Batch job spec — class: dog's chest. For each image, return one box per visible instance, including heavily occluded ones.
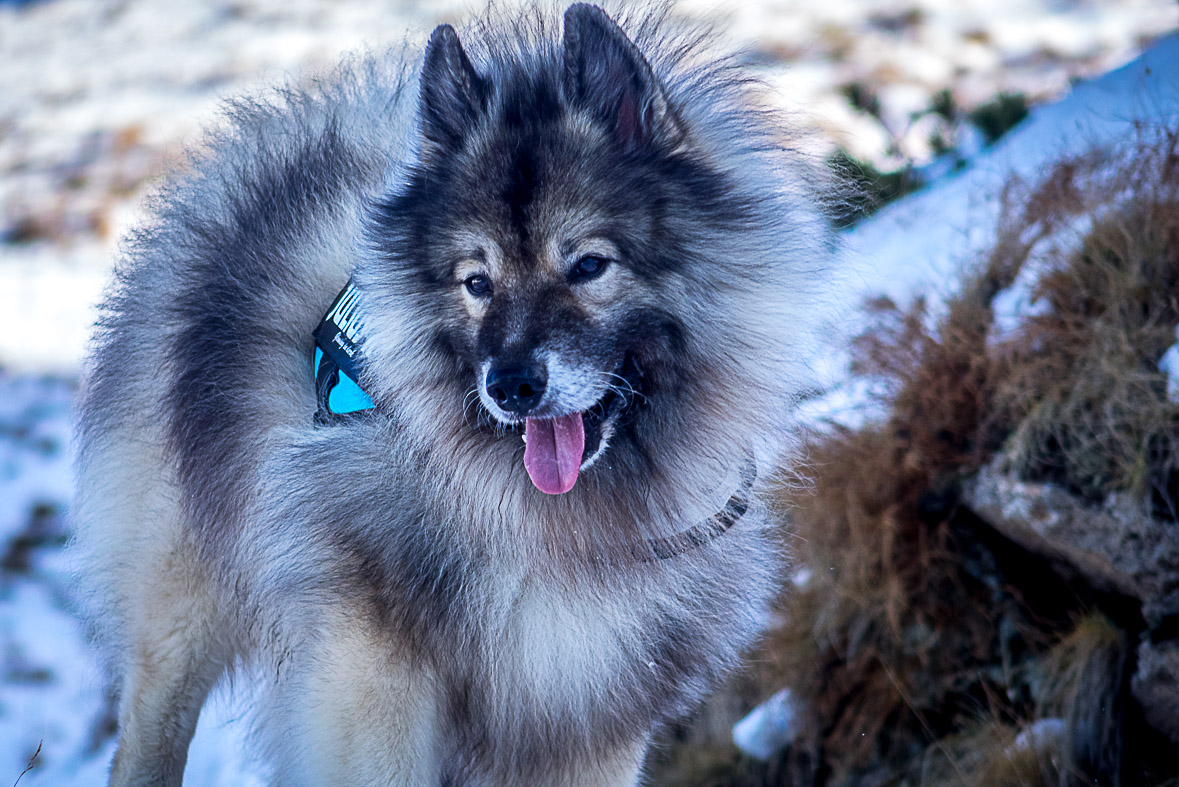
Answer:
[482,576,635,697]
[437,572,678,778]
[456,567,702,722]
[432,530,776,782]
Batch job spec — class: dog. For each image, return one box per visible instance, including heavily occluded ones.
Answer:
[73,4,827,784]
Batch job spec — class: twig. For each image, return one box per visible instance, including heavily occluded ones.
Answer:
[13,740,42,787]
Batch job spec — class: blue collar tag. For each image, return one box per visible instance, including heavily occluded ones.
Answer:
[313,280,375,418]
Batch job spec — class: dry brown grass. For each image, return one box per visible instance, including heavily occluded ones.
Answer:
[1036,615,1128,784]
[988,147,1179,517]
[916,721,1062,786]
[760,129,1179,785]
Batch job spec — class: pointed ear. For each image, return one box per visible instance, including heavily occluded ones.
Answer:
[562,4,685,150]
[420,24,487,151]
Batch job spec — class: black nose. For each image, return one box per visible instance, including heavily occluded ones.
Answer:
[486,365,547,414]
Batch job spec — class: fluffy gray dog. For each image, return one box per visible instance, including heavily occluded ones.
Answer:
[74,3,827,784]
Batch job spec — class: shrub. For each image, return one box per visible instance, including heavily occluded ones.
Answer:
[762,129,1179,785]
[970,92,1030,145]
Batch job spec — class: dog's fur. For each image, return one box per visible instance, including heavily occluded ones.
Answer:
[73,4,827,785]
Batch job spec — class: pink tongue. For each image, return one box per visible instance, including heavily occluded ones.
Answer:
[523,413,585,494]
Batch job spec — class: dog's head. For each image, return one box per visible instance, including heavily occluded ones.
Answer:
[360,4,817,497]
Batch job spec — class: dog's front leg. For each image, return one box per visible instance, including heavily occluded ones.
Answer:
[108,652,222,787]
[107,527,233,787]
[264,608,441,786]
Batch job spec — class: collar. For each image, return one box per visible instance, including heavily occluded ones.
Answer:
[632,457,756,561]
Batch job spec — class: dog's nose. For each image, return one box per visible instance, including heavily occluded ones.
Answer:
[486,365,547,414]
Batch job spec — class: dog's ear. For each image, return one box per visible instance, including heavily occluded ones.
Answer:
[420,24,487,151]
[562,4,685,151]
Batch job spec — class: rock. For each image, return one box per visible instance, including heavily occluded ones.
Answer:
[1132,640,1179,745]
[963,459,1179,626]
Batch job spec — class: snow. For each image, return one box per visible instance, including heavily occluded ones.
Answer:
[846,32,1179,306]
[0,0,1176,781]
[1159,325,1179,404]
[1009,717,1067,756]
[1,0,1174,372]
[0,373,108,784]
[732,688,798,761]
[0,368,264,784]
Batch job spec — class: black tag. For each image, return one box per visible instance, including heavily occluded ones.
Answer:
[312,280,375,419]
[313,280,365,381]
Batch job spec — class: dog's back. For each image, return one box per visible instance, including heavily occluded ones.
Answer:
[73,55,419,782]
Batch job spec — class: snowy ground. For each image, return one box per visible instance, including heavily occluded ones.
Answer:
[0,0,1176,783]
[801,32,1179,429]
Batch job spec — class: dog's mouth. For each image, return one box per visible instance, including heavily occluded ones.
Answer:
[521,354,643,495]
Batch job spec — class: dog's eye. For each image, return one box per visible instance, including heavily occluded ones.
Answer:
[464,274,492,297]
[569,255,610,282]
